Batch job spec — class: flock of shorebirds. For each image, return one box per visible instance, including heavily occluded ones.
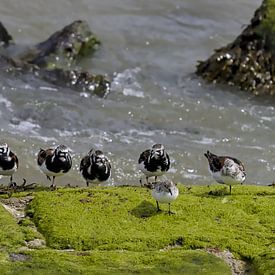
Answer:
[0,143,246,215]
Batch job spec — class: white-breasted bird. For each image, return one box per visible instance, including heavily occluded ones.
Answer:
[0,143,18,186]
[147,181,179,215]
[138,144,170,185]
[37,144,72,188]
[204,150,246,194]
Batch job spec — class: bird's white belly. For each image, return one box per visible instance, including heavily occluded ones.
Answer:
[151,188,179,204]
[212,171,242,185]
[0,166,17,176]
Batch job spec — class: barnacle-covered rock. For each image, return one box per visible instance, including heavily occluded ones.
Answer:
[39,69,110,97]
[196,0,275,96]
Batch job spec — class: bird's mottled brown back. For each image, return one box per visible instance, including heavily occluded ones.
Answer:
[138,149,150,164]
[37,148,54,166]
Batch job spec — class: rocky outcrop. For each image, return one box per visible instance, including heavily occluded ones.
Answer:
[0,20,110,97]
[196,0,275,96]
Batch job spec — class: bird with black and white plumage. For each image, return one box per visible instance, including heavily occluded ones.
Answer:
[37,144,72,188]
[145,180,179,215]
[138,144,170,185]
[80,148,111,186]
[0,143,18,186]
[204,150,246,194]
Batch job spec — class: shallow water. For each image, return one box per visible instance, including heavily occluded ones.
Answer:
[1,0,273,187]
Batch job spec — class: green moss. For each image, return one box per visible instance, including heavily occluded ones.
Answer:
[19,217,44,242]
[0,249,231,275]
[0,253,10,274]
[255,0,275,51]
[0,204,25,249]
[0,185,274,273]
[254,250,275,274]
[26,185,274,272]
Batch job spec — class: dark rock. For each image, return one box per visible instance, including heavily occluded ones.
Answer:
[0,22,13,47]
[0,21,110,97]
[196,0,275,96]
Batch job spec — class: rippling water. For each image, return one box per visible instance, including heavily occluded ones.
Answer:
[1,0,273,187]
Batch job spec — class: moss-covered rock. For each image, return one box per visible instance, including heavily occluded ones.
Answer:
[27,185,274,272]
[196,0,275,96]
[0,21,110,97]
[0,185,274,274]
[0,204,25,249]
[20,20,100,70]
[0,249,231,275]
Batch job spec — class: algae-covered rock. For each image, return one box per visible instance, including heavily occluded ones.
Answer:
[0,54,110,97]
[196,0,275,96]
[20,20,100,70]
[0,204,25,249]
[0,249,231,274]
[0,185,274,274]
[27,185,274,273]
[0,21,110,97]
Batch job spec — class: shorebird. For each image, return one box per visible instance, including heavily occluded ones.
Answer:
[148,181,179,215]
[0,143,18,186]
[37,144,72,188]
[80,148,111,186]
[138,144,170,185]
[204,150,246,194]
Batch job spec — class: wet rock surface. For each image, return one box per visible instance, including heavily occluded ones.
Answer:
[0,20,110,97]
[196,0,275,96]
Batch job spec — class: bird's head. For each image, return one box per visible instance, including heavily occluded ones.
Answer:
[91,149,108,167]
[151,144,165,160]
[0,143,10,156]
[54,145,70,162]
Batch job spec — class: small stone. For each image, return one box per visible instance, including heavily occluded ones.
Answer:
[9,253,30,262]
[26,238,46,248]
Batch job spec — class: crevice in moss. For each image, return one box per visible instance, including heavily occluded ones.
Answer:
[0,196,46,249]
[204,248,253,275]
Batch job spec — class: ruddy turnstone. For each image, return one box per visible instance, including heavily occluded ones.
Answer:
[0,143,18,186]
[37,144,72,188]
[80,148,111,186]
[138,144,170,185]
[149,181,179,215]
[204,150,246,194]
